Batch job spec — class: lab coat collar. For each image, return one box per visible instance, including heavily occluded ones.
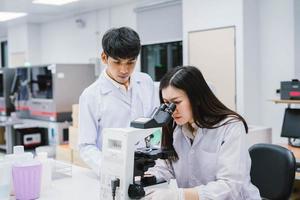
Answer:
[98,70,142,95]
[174,125,204,148]
[103,70,133,91]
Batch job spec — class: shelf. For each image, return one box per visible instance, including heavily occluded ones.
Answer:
[270,99,300,104]
[0,144,6,150]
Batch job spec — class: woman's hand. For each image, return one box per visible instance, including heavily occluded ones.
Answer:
[142,188,184,200]
[142,187,200,200]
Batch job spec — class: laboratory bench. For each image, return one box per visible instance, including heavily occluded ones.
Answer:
[0,119,22,154]
[0,118,70,154]
[278,144,300,180]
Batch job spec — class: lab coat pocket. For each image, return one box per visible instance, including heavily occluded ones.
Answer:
[195,149,217,184]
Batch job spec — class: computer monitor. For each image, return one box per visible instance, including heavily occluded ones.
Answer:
[281,108,300,138]
[0,73,3,97]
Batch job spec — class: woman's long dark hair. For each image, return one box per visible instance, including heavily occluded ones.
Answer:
[160,66,248,160]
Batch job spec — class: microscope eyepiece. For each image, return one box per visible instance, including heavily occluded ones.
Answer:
[159,103,167,111]
[131,103,176,128]
[165,103,176,114]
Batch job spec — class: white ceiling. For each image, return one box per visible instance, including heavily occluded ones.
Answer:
[0,0,137,37]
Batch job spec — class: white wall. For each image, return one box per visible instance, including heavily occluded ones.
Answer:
[110,3,137,29]
[0,37,7,42]
[7,24,28,66]
[40,2,137,65]
[0,31,7,38]
[259,0,295,143]
[243,0,261,124]
[0,25,7,38]
[295,0,300,79]
[27,24,41,65]
[136,0,182,44]
[182,0,245,115]
[40,11,99,64]
[6,23,42,67]
[8,24,28,56]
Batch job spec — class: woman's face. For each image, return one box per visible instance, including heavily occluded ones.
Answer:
[162,85,194,126]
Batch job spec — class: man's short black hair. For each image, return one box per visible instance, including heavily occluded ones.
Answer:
[102,27,141,59]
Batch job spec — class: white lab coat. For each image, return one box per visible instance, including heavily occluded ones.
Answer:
[78,70,158,175]
[147,119,261,200]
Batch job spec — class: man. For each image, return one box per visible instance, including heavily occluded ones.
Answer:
[78,27,157,175]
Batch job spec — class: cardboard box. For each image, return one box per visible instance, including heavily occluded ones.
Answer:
[72,149,88,168]
[72,104,79,128]
[56,145,72,163]
[56,144,89,169]
[0,127,5,145]
[68,126,79,150]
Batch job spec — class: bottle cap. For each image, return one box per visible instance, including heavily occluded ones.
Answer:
[13,146,24,154]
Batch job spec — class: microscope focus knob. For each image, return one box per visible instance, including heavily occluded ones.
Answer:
[128,184,145,199]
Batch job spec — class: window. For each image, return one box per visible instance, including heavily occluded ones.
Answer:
[141,41,182,81]
[1,41,8,68]
[30,67,53,99]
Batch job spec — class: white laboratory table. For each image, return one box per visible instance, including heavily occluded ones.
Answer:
[11,165,100,200]
[5,125,271,200]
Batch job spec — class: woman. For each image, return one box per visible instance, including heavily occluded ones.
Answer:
[144,66,260,200]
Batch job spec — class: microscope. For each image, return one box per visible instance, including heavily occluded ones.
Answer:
[100,103,176,200]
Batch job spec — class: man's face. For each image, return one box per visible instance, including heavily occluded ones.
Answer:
[101,52,137,85]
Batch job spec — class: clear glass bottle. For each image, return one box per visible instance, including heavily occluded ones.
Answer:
[35,152,52,194]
